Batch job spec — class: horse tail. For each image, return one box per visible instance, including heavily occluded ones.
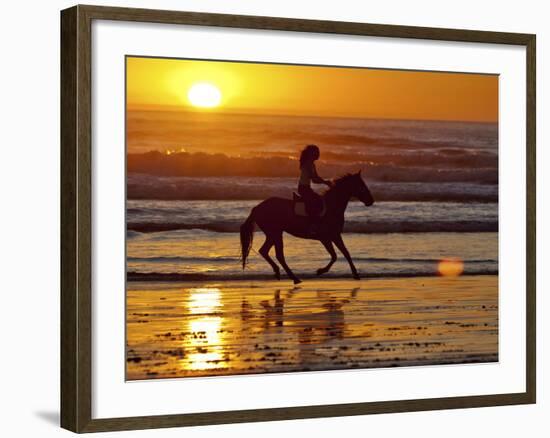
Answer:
[240,208,256,269]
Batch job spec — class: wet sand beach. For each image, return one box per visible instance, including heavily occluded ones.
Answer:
[126,275,498,380]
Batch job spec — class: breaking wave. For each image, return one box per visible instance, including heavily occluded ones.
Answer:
[127,174,498,203]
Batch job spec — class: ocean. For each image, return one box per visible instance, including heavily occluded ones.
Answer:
[126,112,498,281]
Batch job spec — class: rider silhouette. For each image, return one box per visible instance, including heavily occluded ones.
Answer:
[298,145,332,231]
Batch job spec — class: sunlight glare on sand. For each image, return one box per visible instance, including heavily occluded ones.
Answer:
[189,287,222,314]
[438,258,465,277]
[184,287,228,371]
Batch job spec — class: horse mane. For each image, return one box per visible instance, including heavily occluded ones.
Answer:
[333,173,356,185]
[323,173,357,196]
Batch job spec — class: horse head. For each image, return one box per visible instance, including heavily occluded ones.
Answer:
[352,170,374,206]
[330,171,374,207]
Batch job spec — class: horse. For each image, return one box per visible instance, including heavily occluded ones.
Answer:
[240,171,374,284]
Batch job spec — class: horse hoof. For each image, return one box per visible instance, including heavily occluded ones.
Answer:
[274,271,281,280]
[353,274,361,280]
[316,269,326,276]
[293,278,302,285]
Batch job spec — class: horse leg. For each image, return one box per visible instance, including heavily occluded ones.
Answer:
[333,234,360,280]
[259,236,280,280]
[274,235,301,284]
[317,240,337,276]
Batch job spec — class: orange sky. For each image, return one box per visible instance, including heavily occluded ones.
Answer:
[126,56,498,122]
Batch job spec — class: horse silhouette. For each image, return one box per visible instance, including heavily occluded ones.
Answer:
[240,171,374,284]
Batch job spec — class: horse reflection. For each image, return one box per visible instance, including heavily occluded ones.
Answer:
[260,290,286,328]
[259,287,360,343]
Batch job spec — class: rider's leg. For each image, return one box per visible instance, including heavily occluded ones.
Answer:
[298,186,322,233]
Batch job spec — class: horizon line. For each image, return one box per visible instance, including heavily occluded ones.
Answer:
[126,103,499,125]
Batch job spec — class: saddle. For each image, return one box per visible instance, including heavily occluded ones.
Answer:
[293,192,327,217]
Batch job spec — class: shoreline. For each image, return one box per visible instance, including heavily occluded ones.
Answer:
[127,271,498,282]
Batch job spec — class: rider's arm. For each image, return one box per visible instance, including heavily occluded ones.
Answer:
[310,163,332,186]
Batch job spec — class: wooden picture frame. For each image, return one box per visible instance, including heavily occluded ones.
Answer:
[61,4,536,433]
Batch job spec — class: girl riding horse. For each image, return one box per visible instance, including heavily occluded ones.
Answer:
[240,147,374,284]
[298,144,333,231]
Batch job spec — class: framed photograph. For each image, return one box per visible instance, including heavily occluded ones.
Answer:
[60,4,536,433]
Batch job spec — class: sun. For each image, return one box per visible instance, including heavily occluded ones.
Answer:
[187,82,222,108]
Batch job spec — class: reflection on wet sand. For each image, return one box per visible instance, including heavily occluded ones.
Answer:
[126,277,498,380]
[184,287,228,372]
[256,287,353,369]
